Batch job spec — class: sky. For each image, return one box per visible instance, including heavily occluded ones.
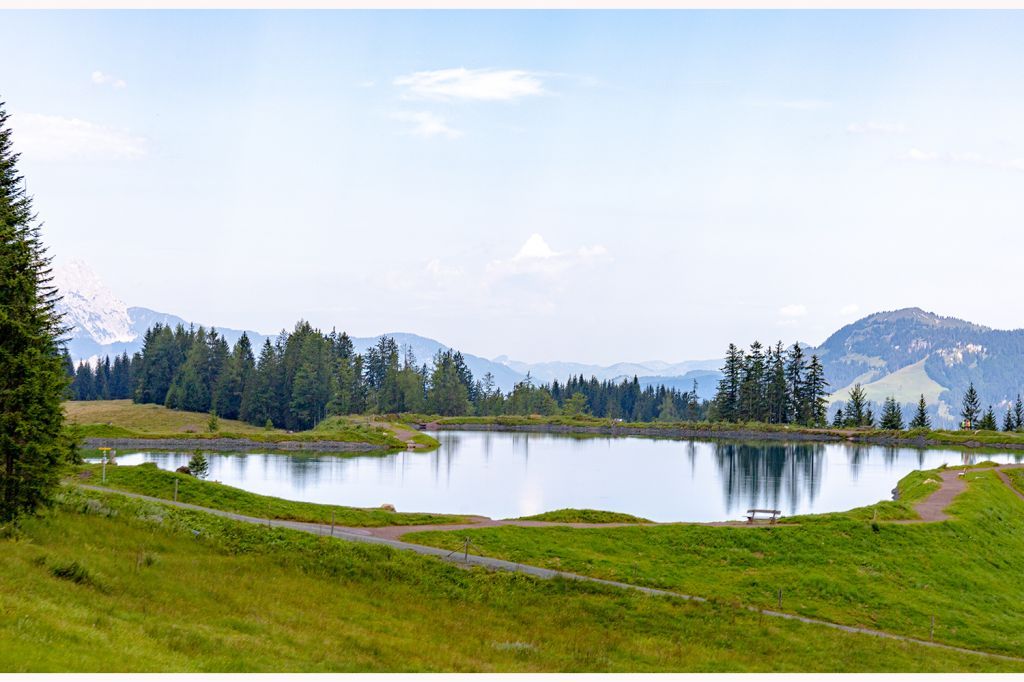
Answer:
[2,10,1024,365]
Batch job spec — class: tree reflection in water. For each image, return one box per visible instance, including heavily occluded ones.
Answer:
[714,442,825,515]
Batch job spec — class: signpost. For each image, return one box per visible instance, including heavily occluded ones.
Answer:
[98,447,111,483]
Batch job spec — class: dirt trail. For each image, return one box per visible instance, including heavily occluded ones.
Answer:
[906,463,1024,522]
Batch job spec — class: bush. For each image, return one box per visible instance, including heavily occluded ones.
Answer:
[50,560,92,585]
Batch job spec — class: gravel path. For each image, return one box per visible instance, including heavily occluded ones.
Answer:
[75,481,1024,663]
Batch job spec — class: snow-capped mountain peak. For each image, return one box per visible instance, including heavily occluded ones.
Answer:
[53,259,136,345]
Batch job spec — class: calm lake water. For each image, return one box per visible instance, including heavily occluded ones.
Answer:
[93,430,1024,522]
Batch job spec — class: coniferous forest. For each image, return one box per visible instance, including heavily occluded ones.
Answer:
[66,321,709,429]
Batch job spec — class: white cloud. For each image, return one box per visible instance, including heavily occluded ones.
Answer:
[391,111,462,139]
[489,233,610,278]
[10,112,146,161]
[779,304,808,318]
[394,68,545,101]
[847,121,907,135]
[906,148,939,161]
[91,70,126,89]
[840,304,860,316]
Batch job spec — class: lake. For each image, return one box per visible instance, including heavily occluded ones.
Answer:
[93,430,1024,522]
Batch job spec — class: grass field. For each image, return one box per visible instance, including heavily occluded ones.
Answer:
[2,486,1021,672]
[406,465,1024,657]
[75,462,467,527]
[65,400,437,449]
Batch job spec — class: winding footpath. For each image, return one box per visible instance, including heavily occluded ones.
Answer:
[77,464,1024,664]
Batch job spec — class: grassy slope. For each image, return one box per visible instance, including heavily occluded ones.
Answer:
[65,400,436,449]
[827,358,946,406]
[518,509,653,524]
[1,487,1020,673]
[407,467,1024,657]
[76,463,466,527]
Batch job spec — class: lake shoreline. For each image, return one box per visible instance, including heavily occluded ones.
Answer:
[82,436,387,453]
[428,422,1024,451]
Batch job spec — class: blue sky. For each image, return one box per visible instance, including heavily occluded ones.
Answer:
[3,11,1024,364]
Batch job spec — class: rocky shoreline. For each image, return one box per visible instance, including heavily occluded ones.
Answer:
[82,437,386,453]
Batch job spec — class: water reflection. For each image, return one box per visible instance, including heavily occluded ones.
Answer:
[714,442,825,515]
[90,432,1024,522]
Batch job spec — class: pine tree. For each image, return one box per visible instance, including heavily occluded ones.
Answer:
[979,405,998,431]
[784,342,807,424]
[714,344,744,422]
[961,382,981,428]
[0,101,69,523]
[804,354,829,427]
[880,396,904,430]
[832,408,844,427]
[1003,408,1016,432]
[844,383,868,427]
[1014,394,1024,431]
[909,394,931,429]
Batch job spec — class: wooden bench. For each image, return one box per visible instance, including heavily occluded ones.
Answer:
[746,509,781,523]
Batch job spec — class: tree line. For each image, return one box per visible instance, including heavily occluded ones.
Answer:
[711,341,829,426]
[67,321,710,428]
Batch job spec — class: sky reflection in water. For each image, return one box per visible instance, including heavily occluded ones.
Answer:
[94,431,1024,522]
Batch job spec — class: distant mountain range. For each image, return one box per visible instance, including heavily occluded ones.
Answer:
[54,261,1024,424]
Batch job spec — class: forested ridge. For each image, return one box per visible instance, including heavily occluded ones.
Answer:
[67,321,708,429]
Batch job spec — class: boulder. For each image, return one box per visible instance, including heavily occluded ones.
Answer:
[176,466,192,476]
[380,503,396,512]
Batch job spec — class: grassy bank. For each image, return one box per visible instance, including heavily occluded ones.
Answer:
[406,466,1024,657]
[65,400,438,450]
[1,487,1020,672]
[74,462,465,527]
[518,509,653,524]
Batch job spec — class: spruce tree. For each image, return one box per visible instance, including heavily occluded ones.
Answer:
[714,344,744,422]
[880,396,904,430]
[844,383,868,427]
[1014,394,1024,431]
[0,101,69,523]
[1003,408,1016,432]
[804,354,829,426]
[961,382,981,428]
[784,342,806,424]
[979,405,998,431]
[909,394,931,429]
[832,408,844,428]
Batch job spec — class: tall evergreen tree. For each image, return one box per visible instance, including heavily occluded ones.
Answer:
[880,396,904,430]
[961,382,981,428]
[1014,394,1024,432]
[738,341,767,422]
[909,394,931,429]
[804,354,829,427]
[979,405,998,431]
[784,342,807,424]
[1003,408,1016,432]
[714,344,744,422]
[844,383,868,427]
[0,101,69,523]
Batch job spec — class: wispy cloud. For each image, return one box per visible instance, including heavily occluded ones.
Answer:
[901,148,1024,172]
[91,70,127,89]
[394,68,545,101]
[752,98,831,111]
[847,121,907,135]
[779,304,808,318]
[390,111,462,139]
[10,112,146,161]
